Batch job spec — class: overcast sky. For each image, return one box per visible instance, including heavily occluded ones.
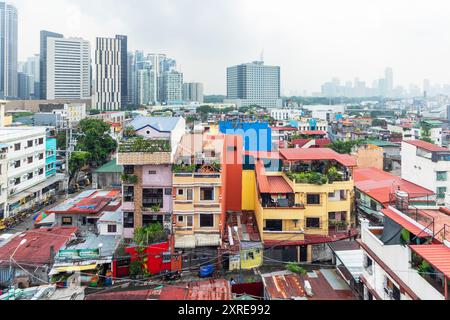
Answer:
[13,0,450,95]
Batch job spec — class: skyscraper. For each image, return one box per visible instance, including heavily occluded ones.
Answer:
[160,70,183,104]
[225,60,281,109]
[183,82,204,103]
[127,51,137,106]
[115,35,128,107]
[40,30,64,99]
[0,2,18,99]
[94,37,122,111]
[46,37,91,99]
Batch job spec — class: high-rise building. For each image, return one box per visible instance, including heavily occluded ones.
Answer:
[0,2,18,99]
[137,69,151,106]
[17,72,30,100]
[160,70,183,104]
[94,37,122,111]
[183,82,204,103]
[46,37,91,99]
[115,35,128,107]
[225,60,281,109]
[39,30,64,100]
[127,52,137,106]
[22,54,40,99]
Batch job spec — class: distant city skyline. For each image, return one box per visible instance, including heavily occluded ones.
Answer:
[11,0,450,95]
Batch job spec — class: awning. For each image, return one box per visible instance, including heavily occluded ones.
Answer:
[334,250,364,281]
[175,235,196,249]
[51,264,98,274]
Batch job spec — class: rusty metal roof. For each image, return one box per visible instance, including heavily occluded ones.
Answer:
[261,271,306,300]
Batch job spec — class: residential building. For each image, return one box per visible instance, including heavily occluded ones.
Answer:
[183,82,204,103]
[21,54,40,99]
[46,37,91,99]
[160,70,183,104]
[0,143,8,219]
[0,227,77,287]
[94,37,122,111]
[401,140,450,206]
[34,103,87,130]
[117,116,186,238]
[0,127,65,218]
[172,133,224,252]
[0,2,18,99]
[137,68,152,106]
[127,51,137,106]
[354,167,435,225]
[92,158,123,189]
[270,108,303,121]
[352,144,384,171]
[358,198,450,300]
[39,30,64,100]
[17,72,30,100]
[45,133,57,177]
[225,61,282,109]
[243,148,358,263]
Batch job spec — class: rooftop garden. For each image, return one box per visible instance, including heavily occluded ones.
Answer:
[118,137,171,153]
[173,162,221,173]
[285,162,347,185]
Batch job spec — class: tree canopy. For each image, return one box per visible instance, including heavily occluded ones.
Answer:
[75,119,118,168]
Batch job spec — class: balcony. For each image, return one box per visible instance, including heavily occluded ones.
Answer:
[117,137,171,165]
[173,164,222,185]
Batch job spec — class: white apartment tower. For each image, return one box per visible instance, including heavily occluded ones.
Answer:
[94,37,122,111]
[0,2,18,99]
[183,82,204,103]
[46,37,91,99]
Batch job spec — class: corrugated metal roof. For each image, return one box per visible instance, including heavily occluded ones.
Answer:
[410,245,450,278]
[354,167,434,205]
[255,161,293,194]
[381,208,432,238]
[261,271,306,300]
[279,148,357,167]
[404,140,449,152]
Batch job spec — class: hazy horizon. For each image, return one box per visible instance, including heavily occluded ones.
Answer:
[13,0,450,95]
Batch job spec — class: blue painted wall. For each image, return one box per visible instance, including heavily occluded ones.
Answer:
[45,138,57,177]
[219,121,272,152]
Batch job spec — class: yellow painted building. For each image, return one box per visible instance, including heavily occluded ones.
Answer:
[247,148,357,263]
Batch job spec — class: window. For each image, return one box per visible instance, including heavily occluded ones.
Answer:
[14,178,20,186]
[39,153,44,160]
[27,172,33,180]
[124,186,134,202]
[14,143,21,151]
[62,217,73,226]
[148,171,157,175]
[199,214,214,228]
[142,188,164,207]
[39,168,44,175]
[165,188,172,196]
[14,160,20,168]
[306,218,321,229]
[264,220,283,232]
[187,216,193,227]
[38,138,44,145]
[178,189,184,196]
[307,194,320,205]
[124,165,134,174]
[107,225,117,233]
[370,199,378,211]
[200,187,214,201]
[28,157,33,164]
[437,187,447,199]
[178,216,184,223]
[27,140,33,148]
[124,212,134,228]
[437,171,448,182]
[187,189,193,201]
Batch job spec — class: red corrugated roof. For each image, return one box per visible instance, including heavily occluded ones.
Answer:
[404,140,449,152]
[381,208,431,238]
[0,227,77,266]
[291,139,310,147]
[255,160,293,194]
[302,130,327,136]
[279,148,357,167]
[244,150,282,160]
[354,167,434,205]
[159,280,232,300]
[410,245,450,279]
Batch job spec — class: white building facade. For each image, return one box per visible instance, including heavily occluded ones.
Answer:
[401,140,450,206]
[94,37,122,111]
[46,37,91,100]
